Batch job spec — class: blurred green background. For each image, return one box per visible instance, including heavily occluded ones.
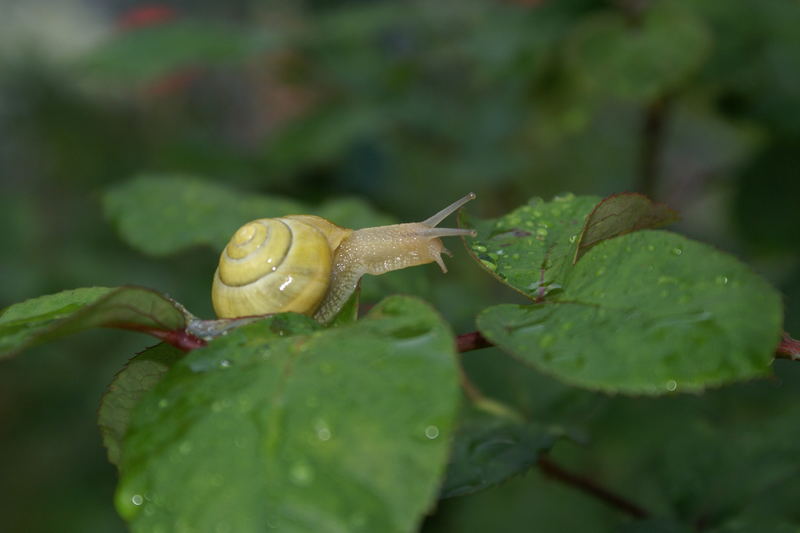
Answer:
[1,0,798,531]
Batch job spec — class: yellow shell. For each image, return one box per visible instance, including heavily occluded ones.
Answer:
[211,216,351,318]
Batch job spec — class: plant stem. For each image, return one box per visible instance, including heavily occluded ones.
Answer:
[775,332,800,360]
[638,95,670,198]
[456,330,493,352]
[537,455,649,519]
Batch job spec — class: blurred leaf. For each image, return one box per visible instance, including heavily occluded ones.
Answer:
[116,296,459,532]
[575,193,678,262]
[440,411,556,499]
[80,20,277,86]
[478,231,782,394]
[104,174,402,256]
[461,194,600,299]
[103,174,305,256]
[0,286,187,358]
[562,362,800,529]
[262,105,385,175]
[565,1,711,102]
[98,343,183,466]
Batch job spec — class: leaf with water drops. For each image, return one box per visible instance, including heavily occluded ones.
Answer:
[98,343,184,466]
[0,286,188,359]
[460,194,601,300]
[440,411,556,499]
[116,296,459,532]
[574,193,678,263]
[478,231,783,394]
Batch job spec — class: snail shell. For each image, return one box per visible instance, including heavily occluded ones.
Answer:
[212,216,350,319]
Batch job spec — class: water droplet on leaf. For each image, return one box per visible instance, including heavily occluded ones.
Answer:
[290,462,314,486]
[424,425,440,439]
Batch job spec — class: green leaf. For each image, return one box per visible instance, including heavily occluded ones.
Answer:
[80,21,277,86]
[98,343,184,466]
[116,296,459,532]
[478,231,783,394]
[565,2,711,101]
[103,175,400,258]
[574,193,678,263]
[441,411,556,499]
[103,174,305,256]
[0,286,188,358]
[461,193,600,299]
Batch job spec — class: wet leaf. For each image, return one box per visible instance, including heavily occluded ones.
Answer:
[460,194,600,299]
[0,286,188,358]
[441,412,556,499]
[478,231,782,394]
[574,193,678,262]
[98,343,184,466]
[116,296,459,533]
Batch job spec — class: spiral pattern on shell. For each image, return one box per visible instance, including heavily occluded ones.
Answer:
[211,218,333,318]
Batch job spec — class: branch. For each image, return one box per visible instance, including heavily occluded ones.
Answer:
[637,95,670,198]
[537,455,649,519]
[775,332,800,360]
[457,330,493,352]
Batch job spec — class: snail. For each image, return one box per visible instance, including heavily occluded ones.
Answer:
[212,192,477,323]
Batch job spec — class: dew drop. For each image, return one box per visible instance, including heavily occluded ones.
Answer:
[473,244,488,253]
[539,333,556,348]
[290,462,314,486]
[671,247,683,256]
[424,425,440,439]
[314,419,332,442]
[554,193,575,202]
[219,359,232,369]
[480,259,497,271]
[715,275,729,286]
[666,380,677,392]
[131,494,144,506]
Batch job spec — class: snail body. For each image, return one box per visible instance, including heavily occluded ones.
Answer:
[212,193,476,323]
